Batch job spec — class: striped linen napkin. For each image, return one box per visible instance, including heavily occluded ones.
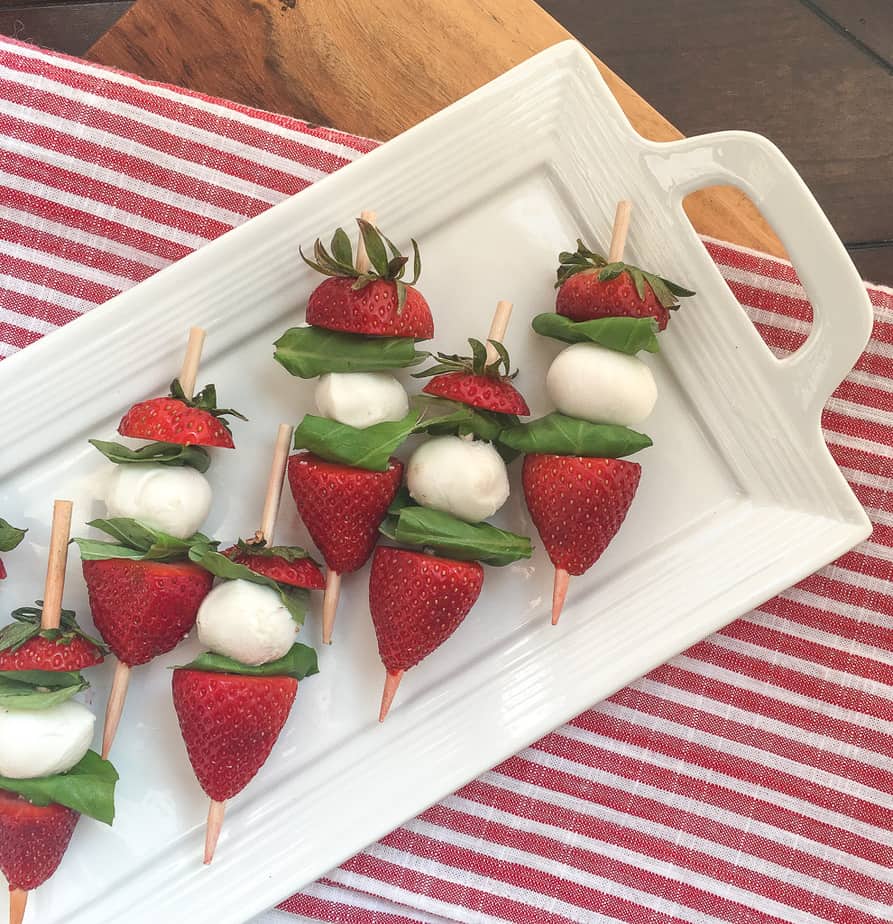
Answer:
[2,36,891,924]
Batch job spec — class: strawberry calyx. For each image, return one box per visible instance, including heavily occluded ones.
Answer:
[0,602,107,658]
[223,537,325,590]
[167,379,247,434]
[555,240,696,309]
[413,337,517,380]
[301,218,422,312]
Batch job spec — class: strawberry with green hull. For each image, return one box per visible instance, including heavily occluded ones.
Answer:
[0,502,117,924]
[74,519,215,758]
[0,519,25,582]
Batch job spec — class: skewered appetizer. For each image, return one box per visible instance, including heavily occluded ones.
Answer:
[0,521,25,581]
[373,301,533,720]
[275,213,433,644]
[500,202,694,624]
[75,328,244,757]
[0,501,117,924]
[173,425,320,863]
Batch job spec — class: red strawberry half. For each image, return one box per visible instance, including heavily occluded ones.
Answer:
[172,669,297,801]
[119,380,245,448]
[522,454,641,576]
[370,548,484,674]
[0,635,103,672]
[414,337,528,416]
[82,559,213,666]
[302,220,434,339]
[0,792,79,891]
[223,544,325,590]
[287,452,403,574]
[555,241,694,331]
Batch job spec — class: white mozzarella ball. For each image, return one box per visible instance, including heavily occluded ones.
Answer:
[407,435,510,524]
[546,342,657,426]
[105,463,212,539]
[0,700,95,779]
[315,372,409,429]
[196,579,295,666]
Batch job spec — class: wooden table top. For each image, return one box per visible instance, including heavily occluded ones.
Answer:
[85,0,784,257]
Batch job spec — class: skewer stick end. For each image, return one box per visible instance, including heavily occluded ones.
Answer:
[204,800,226,865]
[9,888,27,924]
[379,670,404,723]
[552,569,570,626]
[608,200,633,264]
[321,571,341,645]
[101,660,131,759]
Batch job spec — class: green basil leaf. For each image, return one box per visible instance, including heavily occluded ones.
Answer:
[177,642,319,681]
[89,439,211,472]
[274,326,426,378]
[498,413,652,458]
[187,547,309,626]
[0,672,88,709]
[0,519,26,553]
[0,750,118,823]
[385,506,533,566]
[531,314,660,354]
[410,396,520,462]
[292,408,419,472]
[0,670,85,689]
[73,519,215,562]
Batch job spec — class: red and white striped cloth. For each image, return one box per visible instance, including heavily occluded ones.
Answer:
[2,36,891,924]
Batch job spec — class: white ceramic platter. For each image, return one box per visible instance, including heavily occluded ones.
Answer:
[0,41,873,924]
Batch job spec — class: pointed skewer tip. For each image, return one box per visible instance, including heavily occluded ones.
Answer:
[204,800,226,865]
[101,660,131,759]
[552,569,570,626]
[379,670,404,723]
[321,571,341,645]
[9,889,27,924]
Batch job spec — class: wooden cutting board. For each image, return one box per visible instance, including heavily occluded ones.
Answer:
[87,0,783,256]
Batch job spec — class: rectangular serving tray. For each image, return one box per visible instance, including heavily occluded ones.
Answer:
[0,41,873,924]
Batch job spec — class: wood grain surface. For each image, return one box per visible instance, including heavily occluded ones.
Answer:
[85,0,785,257]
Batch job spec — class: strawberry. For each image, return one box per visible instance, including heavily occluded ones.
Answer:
[287,452,403,574]
[302,219,434,339]
[369,548,484,673]
[415,337,529,416]
[172,669,297,801]
[223,542,325,590]
[0,792,79,891]
[82,559,213,666]
[0,635,103,672]
[555,241,694,331]
[0,559,5,580]
[118,379,246,448]
[522,454,641,576]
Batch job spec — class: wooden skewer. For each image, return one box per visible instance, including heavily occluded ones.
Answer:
[41,499,73,631]
[204,799,226,865]
[101,660,131,760]
[259,424,294,544]
[321,570,341,645]
[608,200,632,264]
[9,888,27,924]
[551,201,631,627]
[178,326,206,400]
[379,670,404,723]
[484,299,514,366]
[355,209,377,275]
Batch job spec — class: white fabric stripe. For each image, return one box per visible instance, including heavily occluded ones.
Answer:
[0,132,252,230]
[554,723,893,846]
[631,675,893,773]
[825,429,893,462]
[844,367,893,396]
[857,539,893,563]
[0,62,357,182]
[664,651,893,740]
[497,751,893,883]
[779,586,892,632]
[4,41,373,159]
[0,98,304,203]
[437,793,893,920]
[0,205,170,270]
[299,880,458,924]
[0,238,138,290]
[361,841,722,924]
[741,304,811,336]
[719,262,811,304]
[0,273,95,313]
[746,608,893,666]
[839,467,893,495]
[704,634,893,701]
[0,305,59,336]
[0,169,212,249]
[826,396,893,428]
[864,505,893,527]
[593,699,892,811]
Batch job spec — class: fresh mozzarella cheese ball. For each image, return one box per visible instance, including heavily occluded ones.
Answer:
[315,372,409,429]
[407,435,510,524]
[105,463,212,539]
[0,700,95,779]
[196,579,295,666]
[546,342,657,426]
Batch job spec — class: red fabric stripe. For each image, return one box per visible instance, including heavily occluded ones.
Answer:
[278,892,426,924]
[832,377,893,415]
[827,440,893,480]
[1,253,117,305]
[0,286,80,326]
[795,571,892,617]
[726,278,813,324]
[0,317,44,351]
[704,241,801,286]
